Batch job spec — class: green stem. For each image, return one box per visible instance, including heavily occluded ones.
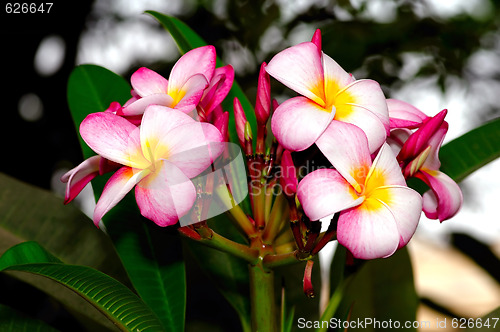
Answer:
[249,263,277,332]
[215,186,257,237]
[263,250,300,269]
[262,194,287,244]
[197,231,259,264]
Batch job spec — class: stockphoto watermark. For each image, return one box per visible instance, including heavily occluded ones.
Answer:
[247,158,342,196]
[296,317,500,330]
[297,317,431,330]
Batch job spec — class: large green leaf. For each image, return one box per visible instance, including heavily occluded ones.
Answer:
[0,242,164,332]
[67,64,132,159]
[440,117,500,183]
[0,172,127,330]
[0,304,61,332]
[146,11,257,148]
[331,247,418,331]
[185,215,251,332]
[67,64,186,331]
[0,172,125,275]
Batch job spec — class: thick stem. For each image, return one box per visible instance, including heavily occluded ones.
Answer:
[249,263,277,332]
[263,250,300,269]
[215,186,257,237]
[198,231,259,264]
[262,194,287,244]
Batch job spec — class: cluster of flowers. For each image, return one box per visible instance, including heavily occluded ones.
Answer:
[62,30,462,260]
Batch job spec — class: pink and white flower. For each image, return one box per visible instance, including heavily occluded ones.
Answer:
[198,65,234,118]
[297,124,422,259]
[79,105,223,227]
[387,101,463,222]
[120,46,217,116]
[266,41,389,157]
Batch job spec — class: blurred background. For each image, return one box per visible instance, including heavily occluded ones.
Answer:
[1,0,499,330]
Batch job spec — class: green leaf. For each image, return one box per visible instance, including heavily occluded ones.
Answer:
[67,64,132,159]
[440,117,500,183]
[185,215,251,332]
[0,172,125,275]
[106,218,186,332]
[0,242,165,332]
[334,248,419,331]
[0,304,61,332]
[67,64,187,332]
[146,11,257,149]
[0,172,128,330]
[280,282,295,332]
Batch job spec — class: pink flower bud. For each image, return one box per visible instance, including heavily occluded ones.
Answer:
[280,150,298,196]
[214,111,229,142]
[233,97,247,147]
[255,62,271,125]
[398,109,447,162]
[311,29,322,54]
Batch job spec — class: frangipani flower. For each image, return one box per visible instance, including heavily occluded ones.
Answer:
[387,98,427,130]
[79,105,223,227]
[120,46,216,116]
[266,41,389,156]
[387,101,463,222]
[198,65,234,118]
[297,124,422,259]
[61,156,120,204]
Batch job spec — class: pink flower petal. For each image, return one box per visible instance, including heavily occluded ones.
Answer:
[386,128,412,155]
[322,52,355,107]
[201,65,234,115]
[168,45,216,94]
[165,122,224,178]
[334,103,387,153]
[136,160,196,227]
[271,96,334,151]
[80,112,149,169]
[310,29,322,53]
[61,155,101,204]
[315,121,371,192]
[140,106,196,161]
[173,73,209,113]
[336,79,389,134]
[398,109,447,162]
[297,169,364,221]
[417,170,463,222]
[131,67,168,97]
[120,94,174,116]
[266,42,326,106]
[93,166,147,227]
[421,122,448,171]
[387,98,427,129]
[366,144,407,188]
[337,201,400,259]
[370,186,422,248]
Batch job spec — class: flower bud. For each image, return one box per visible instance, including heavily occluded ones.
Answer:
[311,29,322,54]
[255,62,271,125]
[233,97,247,147]
[279,150,298,196]
[398,109,447,162]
